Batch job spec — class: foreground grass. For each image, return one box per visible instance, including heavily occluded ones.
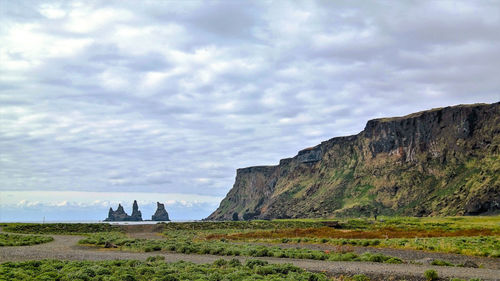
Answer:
[0,258,333,281]
[3,223,121,235]
[0,233,54,246]
[79,233,403,264]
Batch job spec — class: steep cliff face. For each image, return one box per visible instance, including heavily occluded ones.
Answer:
[207,103,500,220]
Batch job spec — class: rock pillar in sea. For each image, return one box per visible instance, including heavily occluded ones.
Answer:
[151,202,170,221]
[104,201,143,221]
[130,200,143,221]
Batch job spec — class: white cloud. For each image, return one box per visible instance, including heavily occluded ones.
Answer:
[0,1,499,221]
[39,4,66,19]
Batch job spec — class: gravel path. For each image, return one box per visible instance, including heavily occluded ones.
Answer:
[1,231,499,281]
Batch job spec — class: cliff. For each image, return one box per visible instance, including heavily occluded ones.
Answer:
[207,102,500,220]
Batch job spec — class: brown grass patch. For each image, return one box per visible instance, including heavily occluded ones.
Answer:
[206,227,498,240]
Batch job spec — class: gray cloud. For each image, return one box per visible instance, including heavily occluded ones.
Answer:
[1,1,499,220]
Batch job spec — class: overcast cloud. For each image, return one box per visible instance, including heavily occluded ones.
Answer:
[1,1,499,220]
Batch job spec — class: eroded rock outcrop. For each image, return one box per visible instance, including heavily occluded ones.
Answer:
[151,202,170,221]
[105,200,143,221]
[207,102,500,220]
[130,200,142,221]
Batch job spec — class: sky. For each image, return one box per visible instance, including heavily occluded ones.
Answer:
[1,0,499,222]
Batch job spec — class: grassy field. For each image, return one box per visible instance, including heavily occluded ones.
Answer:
[3,216,499,257]
[3,223,121,234]
[0,258,335,281]
[161,220,328,230]
[0,233,54,246]
[1,216,498,280]
[204,216,500,257]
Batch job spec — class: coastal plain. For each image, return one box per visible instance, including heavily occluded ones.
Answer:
[1,216,499,280]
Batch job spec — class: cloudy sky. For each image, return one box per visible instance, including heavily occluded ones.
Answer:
[1,1,499,221]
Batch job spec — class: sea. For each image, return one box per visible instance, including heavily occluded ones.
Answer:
[1,220,195,224]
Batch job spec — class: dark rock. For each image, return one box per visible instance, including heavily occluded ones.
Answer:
[130,200,142,221]
[104,241,117,248]
[297,147,322,163]
[151,202,170,221]
[321,221,340,228]
[232,212,239,221]
[105,201,143,221]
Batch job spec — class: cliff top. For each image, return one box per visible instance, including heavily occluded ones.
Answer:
[235,102,498,175]
[371,103,493,123]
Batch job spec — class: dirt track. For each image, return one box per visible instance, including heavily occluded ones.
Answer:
[1,230,499,281]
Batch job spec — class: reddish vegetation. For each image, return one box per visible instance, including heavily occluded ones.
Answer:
[206,227,498,240]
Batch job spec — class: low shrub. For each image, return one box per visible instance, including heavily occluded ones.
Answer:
[351,274,370,281]
[0,233,53,246]
[146,255,165,262]
[424,269,438,281]
[245,259,268,269]
[163,220,325,231]
[431,259,454,266]
[80,232,403,264]
[0,259,330,280]
[4,223,120,234]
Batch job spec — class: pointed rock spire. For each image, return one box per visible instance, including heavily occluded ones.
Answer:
[130,200,142,220]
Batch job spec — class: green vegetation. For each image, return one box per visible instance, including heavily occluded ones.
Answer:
[339,216,500,231]
[351,274,370,281]
[345,236,499,257]
[0,258,331,281]
[430,259,454,266]
[3,223,121,234]
[424,269,438,281]
[229,235,499,258]
[79,232,403,264]
[207,216,500,257]
[0,233,53,246]
[162,220,326,231]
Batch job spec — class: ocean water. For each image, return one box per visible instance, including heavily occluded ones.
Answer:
[1,220,194,224]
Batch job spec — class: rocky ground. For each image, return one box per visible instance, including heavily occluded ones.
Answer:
[1,228,499,281]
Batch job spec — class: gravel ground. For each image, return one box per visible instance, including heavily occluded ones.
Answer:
[1,230,499,281]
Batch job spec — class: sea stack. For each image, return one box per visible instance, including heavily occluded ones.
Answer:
[130,200,142,221]
[151,202,170,221]
[105,201,143,221]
